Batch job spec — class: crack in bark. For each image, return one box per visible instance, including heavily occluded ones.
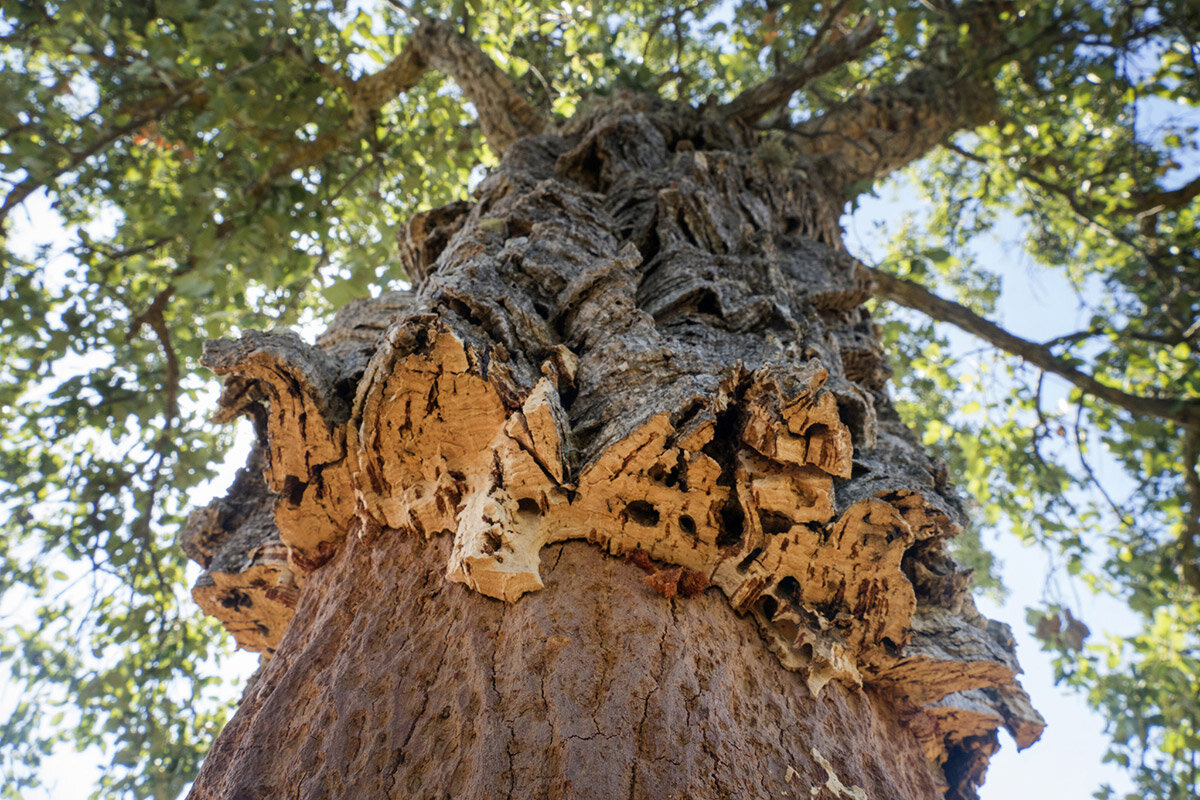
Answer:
[587,561,615,739]
[488,597,519,800]
[507,414,563,486]
[386,565,452,797]
[628,596,675,800]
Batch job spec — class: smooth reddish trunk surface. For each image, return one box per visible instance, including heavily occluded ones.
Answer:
[191,533,943,800]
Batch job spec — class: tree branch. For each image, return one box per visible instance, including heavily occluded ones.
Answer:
[251,16,542,198]
[1135,173,1200,215]
[4,14,540,227]
[803,0,856,59]
[245,37,427,198]
[785,4,1092,194]
[124,286,179,597]
[1073,404,1133,527]
[948,142,1197,241]
[866,264,1200,428]
[719,17,882,124]
[789,56,999,192]
[0,52,280,226]
[410,17,544,154]
[0,88,201,226]
[946,142,1198,338]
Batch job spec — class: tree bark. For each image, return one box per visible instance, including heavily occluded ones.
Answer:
[181,93,1042,800]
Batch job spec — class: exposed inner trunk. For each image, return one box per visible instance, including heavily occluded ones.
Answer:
[192,533,952,800]
[182,94,1042,800]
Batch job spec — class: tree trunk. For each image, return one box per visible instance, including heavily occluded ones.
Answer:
[181,95,1043,800]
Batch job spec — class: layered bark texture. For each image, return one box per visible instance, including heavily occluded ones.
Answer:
[183,94,1043,799]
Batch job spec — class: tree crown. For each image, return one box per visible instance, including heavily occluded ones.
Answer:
[1,1,1197,797]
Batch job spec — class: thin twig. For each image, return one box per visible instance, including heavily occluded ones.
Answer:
[1073,404,1134,527]
[801,0,854,60]
[124,287,179,596]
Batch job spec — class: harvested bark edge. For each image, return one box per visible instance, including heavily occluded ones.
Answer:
[867,265,1200,429]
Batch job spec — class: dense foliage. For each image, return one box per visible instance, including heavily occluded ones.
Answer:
[1,1,1196,797]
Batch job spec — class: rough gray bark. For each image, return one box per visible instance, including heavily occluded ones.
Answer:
[182,93,1042,800]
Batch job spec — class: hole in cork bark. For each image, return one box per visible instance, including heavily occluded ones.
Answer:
[220,589,252,610]
[716,501,744,549]
[777,575,801,607]
[647,462,680,487]
[815,600,840,623]
[624,500,660,527]
[676,208,699,247]
[737,547,763,572]
[882,637,900,656]
[798,642,814,662]
[757,594,778,621]
[483,529,504,555]
[559,383,578,412]
[637,226,661,267]
[568,146,605,192]
[334,375,360,403]
[441,297,482,328]
[696,289,722,318]
[836,394,870,446]
[508,216,533,239]
[775,617,799,642]
[759,510,794,535]
[284,475,306,506]
[702,393,747,549]
[679,514,696,536]
[516,497,541,519]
